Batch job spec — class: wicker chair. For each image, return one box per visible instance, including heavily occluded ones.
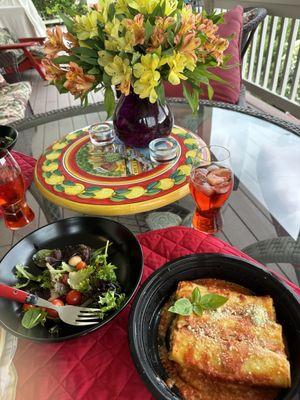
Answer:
[241,8,267,58]
[243,238,300,265]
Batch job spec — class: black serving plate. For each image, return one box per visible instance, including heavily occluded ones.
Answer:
[0,125,18,152]
[129,254,300,400]
[0,217,143,341]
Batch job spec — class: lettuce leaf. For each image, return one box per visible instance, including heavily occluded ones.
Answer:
[98,290,125,319]
[96,262,117,282]
[68,266,94,292]
[14,264,40,289]
[46,262,74,283]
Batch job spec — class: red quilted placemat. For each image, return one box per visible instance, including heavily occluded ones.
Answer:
[0,151,35,218]
[12,227,300,400]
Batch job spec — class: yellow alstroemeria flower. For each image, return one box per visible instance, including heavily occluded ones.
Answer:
[105,17,120,39]
[95,0,114,24]
[133,53,161,103]
[117,30,135,52]
[105,31,135,53]
[74,11,99,40]
[104,39,119,52]
[104,55,132,95]
[98,50,114,67]
[165,52,188,85]
[115,0,130,15]
[165,0,178,16]
[127,0,160,14]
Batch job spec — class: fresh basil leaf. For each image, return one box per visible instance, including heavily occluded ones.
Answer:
[200,293,228,310]
[193,304,204,316]
[191,287,201,304]
[168,298,193,316]
[21,308,47,329]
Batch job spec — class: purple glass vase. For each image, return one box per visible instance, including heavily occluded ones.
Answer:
[113,92,174,148]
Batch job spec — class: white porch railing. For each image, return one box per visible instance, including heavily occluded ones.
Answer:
[206,0,300,118]
[242,15,299,118]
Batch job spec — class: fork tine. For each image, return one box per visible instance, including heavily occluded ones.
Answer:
[78,308,100,312]
[77,313,99,318]
[79,310,100,316]
[77,316,100,321]
[73,321,99,326]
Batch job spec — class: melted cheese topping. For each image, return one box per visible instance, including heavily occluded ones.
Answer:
[158,279,291,400]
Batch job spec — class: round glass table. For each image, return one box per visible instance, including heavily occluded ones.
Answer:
[13,99,300,285]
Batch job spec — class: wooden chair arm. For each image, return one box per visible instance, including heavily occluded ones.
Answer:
[0,42,37,51]
[18,37,45,44]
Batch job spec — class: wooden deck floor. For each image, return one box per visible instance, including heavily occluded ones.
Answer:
[0,70,298,285]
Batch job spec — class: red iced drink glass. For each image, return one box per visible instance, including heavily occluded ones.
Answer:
[0,150,34,230]
[189,145,233,234]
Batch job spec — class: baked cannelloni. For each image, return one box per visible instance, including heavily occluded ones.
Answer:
[169,280,291,388]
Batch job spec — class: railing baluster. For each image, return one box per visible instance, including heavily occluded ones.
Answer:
[290,50,300,103]
[255,16,269,85]
[271,17,288,93]
[248,27,259,81]
[242,45,249,77]
[280,19,299,97]
[263,16,278,89]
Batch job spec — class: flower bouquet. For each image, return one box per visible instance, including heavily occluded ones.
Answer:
[42,0,230,147]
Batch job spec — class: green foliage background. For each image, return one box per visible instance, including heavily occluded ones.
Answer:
[32,0,87,19]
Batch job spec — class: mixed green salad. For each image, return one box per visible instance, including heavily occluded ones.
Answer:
[14,241,126,331]
[0,135,14,148]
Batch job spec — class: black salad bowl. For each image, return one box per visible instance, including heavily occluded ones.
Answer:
[0,217,143,341]
[128,253,300,400]
[0,125,18,152]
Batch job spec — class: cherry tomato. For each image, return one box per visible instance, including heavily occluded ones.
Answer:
[47,298,64,318]
[76,261,87,270]
[61,273,69,285]
[66,290,82,306]
[23,303,36,311]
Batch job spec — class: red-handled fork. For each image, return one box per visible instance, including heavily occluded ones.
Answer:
[0,283,100,326]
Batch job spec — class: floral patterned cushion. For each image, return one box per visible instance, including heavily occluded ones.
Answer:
[0,81,31,125]
[0,73,7,88]
[28,44,44,58]
[0,28,23,61]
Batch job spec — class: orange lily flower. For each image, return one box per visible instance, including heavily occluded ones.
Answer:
[64,62,95,98]
[41,58,66,82]
[44,26,68,57]
[123,14,145,45]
